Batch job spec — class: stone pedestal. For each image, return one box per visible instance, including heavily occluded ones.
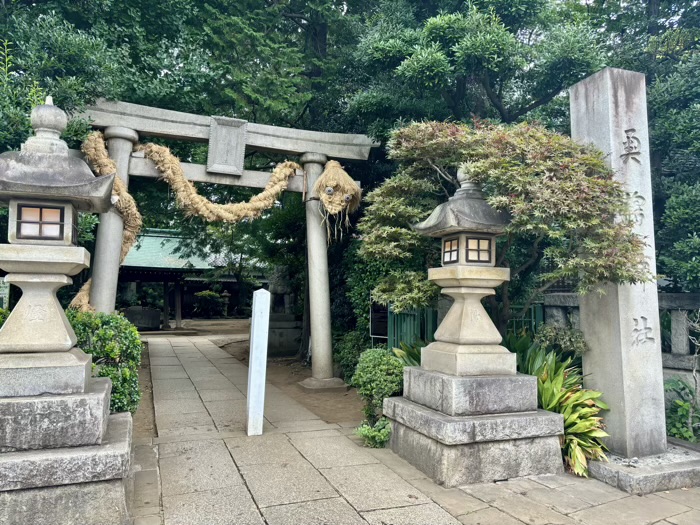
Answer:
[268,313,302,357]
[385,265,564,487]
[0,412,132,525]
[385,368,563,487]
[0,376,132,524]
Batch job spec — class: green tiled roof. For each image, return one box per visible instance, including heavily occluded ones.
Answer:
[122,229,214,270]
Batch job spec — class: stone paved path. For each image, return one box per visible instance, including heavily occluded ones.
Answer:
[128,337,700,525]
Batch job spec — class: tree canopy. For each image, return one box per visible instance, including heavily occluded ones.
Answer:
[2,0,700,338]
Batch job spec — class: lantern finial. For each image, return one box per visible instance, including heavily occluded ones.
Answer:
[26,96,68,155]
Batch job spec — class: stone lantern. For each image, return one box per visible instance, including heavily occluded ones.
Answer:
[383,169,564,487]
[413,174,514,376]
[0,99,132,525]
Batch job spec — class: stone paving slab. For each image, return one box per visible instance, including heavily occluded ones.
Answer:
[657,487,700,509]
[163,486,264,525]
[362,502,462,525]
[155,412,216,435]
[197,387,245,401]
[668,510,700,525]
[132,336,700,525]
[293,436,379,469]
[159,439,242,496]
[457,507,525,525]
[261,497,367,525]
[153,398,207,415]
[486,491,577,525]
[240,461,338,507]
[151,366,188,379]
[570,493,690,525]
[150,357,181,366]
[322,463,431,511]
[225,433,305,466]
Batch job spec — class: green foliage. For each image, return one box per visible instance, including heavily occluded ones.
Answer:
[0,308,9,327]
[665,378,700,443]
[362,121,651,326]
[334,328,370,381]
[372,272,440,314]
[348,1,602,131]
[534,324,588,364]
[392,339,424,367]
[658,184,700,291]
[506,330,608,477]
[355,417,392,448]
[351,348,404,425]
[193,290,227,318]
[66,310,143,413]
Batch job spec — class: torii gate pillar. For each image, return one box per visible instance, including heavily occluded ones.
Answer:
[90,126,138,313]
[299,153,348,392]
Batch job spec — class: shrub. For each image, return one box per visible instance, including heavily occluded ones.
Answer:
[351,348,404,425]
[534,324,588,364]
[334,329,370,381]
[66,310,143,413]
[193,290,227,318]
[0,308,9,327]
[355,417,392,448]
[506,331,608,477]
[665,378,700,442]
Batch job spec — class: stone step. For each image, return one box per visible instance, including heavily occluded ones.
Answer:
[0,412,131,492]
[383,397,562,446]
[403,367,537,416]
[0,378,111,452]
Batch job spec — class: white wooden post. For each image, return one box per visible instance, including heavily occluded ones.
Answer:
[247,288,270,436]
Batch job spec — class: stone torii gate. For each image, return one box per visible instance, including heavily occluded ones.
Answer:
[81,100,376,391]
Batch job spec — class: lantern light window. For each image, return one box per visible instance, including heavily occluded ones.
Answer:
[17,205,65,240]
[443,238,459,264]
[467,238,492,263]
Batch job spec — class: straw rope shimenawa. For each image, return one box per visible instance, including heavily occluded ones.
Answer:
[69,131,360,311]
[313,159,362,241]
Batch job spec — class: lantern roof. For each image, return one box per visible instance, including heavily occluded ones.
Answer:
[0,97,114,212]
[412,170,509,238]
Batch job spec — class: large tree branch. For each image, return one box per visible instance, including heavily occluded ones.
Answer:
[426,159,458,188]
[516,279,557,320]
[496,234,513,267]
[481,72,510,122]
[512,233,545,277]
[510,85,563,122]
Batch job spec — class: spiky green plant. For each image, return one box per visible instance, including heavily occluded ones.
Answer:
[392,339,425,366]
[506,331,608,476]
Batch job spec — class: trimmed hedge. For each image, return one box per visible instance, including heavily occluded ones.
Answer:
[66,310,142,413]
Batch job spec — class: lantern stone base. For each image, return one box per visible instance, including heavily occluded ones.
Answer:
[421,342,517,376]
[0,378,111,452]
[384,368,565,487]
[403,367,537,416]
[0,412,131,491]
[0,479,129,525]
[0,348,91,397]
[0,406,132,525]
[388,419,563,487]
